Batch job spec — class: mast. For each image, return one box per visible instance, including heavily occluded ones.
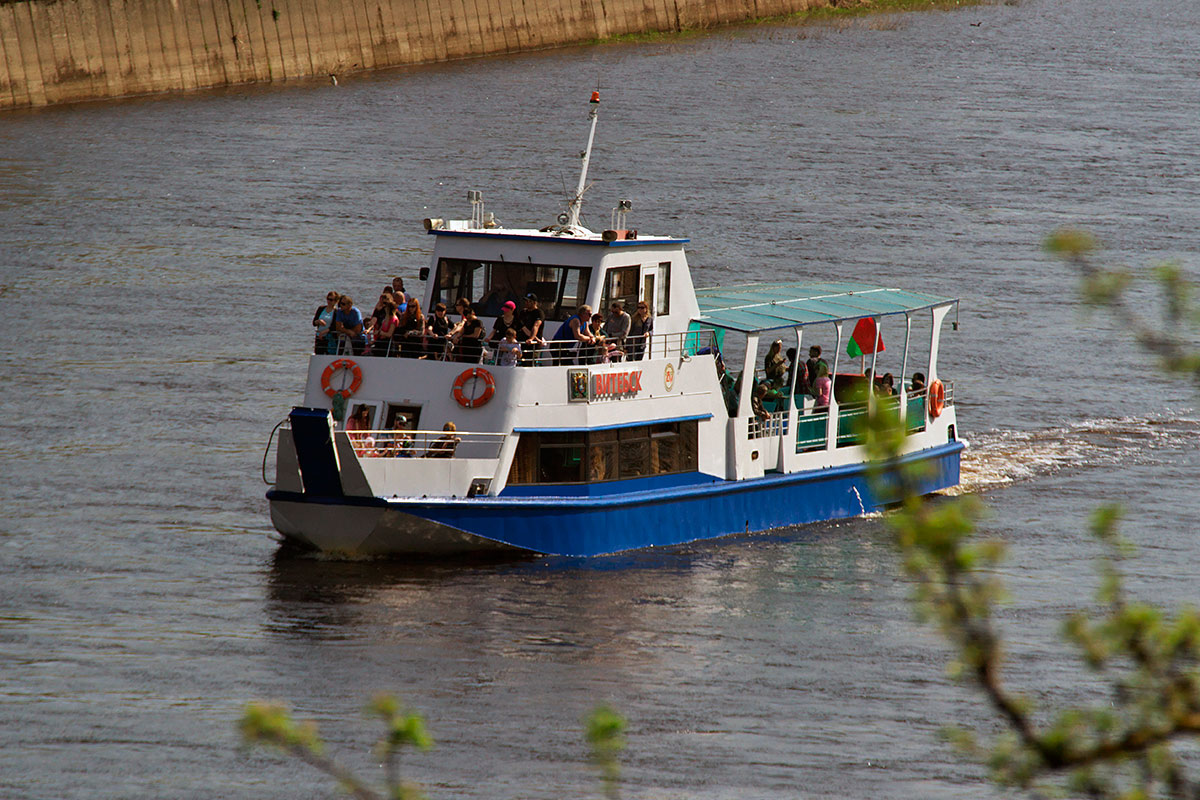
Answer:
[565,91,600,230]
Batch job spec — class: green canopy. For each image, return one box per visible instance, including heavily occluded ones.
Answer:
[693,281,956,334]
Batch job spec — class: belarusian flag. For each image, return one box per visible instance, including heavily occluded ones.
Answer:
[847,317,884,358]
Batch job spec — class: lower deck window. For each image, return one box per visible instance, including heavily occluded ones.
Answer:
[508,421,698,485]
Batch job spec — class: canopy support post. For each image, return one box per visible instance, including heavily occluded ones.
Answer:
[827,322,843,450]
[781,326,803,468]
[928,304,952,386]
[738,333,759,421]
[899,314,912,427]
[867,318,881,417]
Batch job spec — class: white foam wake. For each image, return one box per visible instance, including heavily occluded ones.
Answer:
[951,414,1200,495]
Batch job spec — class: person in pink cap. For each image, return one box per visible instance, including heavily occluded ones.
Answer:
[490,300,519,347]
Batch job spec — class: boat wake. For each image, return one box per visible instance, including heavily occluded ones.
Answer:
[952,413,1200,495]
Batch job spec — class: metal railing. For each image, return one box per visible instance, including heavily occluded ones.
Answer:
[342,428,507,460]
[748,411,788,440]
[795,411,830,452]
[750,381,958,452]
[650,328,719,360]
[313,328,719,367]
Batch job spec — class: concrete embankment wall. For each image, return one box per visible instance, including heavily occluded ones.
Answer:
[0,0,828,110]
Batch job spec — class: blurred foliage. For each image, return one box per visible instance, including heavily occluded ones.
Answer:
[240,694,432,800]
[1047,227,1200,382]
[240,698,626,799]
[866,233,1200,798]
[586,704,628,800]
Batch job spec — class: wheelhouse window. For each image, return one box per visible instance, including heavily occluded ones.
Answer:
[656,262,671,315]
[601,266,640,311]
[508,421,698,485]
[432,258,591,320]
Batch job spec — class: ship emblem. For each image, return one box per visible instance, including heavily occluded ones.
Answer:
[567,368,590,402]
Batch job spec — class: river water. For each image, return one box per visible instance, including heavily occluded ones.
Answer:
[3,0,1200,797]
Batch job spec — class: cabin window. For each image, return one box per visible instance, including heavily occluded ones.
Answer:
[656,262,671,315]
[507,421,698,485]
[384,404,420,430]
[602,266,640,311]
[432,258,591,320]
[587,429,619,481]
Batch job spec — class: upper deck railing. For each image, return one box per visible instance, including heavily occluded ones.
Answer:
[315,328,718,367]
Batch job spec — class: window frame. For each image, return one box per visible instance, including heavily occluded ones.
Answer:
[656,261,671,315]
[508,420,699,485]
[601,265,641,312]
[431,258,592,321]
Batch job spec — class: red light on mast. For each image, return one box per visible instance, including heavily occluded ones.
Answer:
[590,90,600,104]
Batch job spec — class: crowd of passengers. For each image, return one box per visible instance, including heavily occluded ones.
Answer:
[717,341,929,420]
[312,277,655,365]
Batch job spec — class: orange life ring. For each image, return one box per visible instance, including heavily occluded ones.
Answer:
[928,379,945,419]
[321,358,363,400]
[452,367,496,409]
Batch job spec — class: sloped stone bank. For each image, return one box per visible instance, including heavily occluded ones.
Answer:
[0,0,833,109]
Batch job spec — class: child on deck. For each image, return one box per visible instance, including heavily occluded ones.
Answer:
[498,328,522,366]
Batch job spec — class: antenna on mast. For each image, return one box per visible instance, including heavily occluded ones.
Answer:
[565,91,600,230]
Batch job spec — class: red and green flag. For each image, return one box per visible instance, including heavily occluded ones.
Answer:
[847,317,884,358]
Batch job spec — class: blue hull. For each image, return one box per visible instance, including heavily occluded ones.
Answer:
[267,441,963,557]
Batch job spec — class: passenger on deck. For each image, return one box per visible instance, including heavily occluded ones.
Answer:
[381,417,415,453]
[381,414,413,457]
[586,315,608,363]
[627,301,653,361]
[346,404,371,432]
[313,291,339,354]
[426,422,460,458]
[551,304,594,365]
[427,302,450,359]
[876,373,896,397]
[786,347,810,396]
[455,304,486,363]
[346,405,374,455]
[764,339,786,387]
[910,372,926,395]
[605,301,631,352]
[387,286,407,316]
[497,329,522,366]
[399,298,425,358]
[490,301,519,346]
[366,290,396,335]
[371,299,400,357]
[812,362,832,409]
[751,382,771,422]
[806,345,828,386]
[519,294,546,364]
[391,276,411,307]
[447,298,469,347]
[333,295,367,355]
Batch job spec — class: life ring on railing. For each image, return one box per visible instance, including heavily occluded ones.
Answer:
[452,367,496,409]
[928,379,945,419]
[321,358,363,400]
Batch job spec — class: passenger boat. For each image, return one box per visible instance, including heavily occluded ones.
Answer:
[265,93,964,557]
